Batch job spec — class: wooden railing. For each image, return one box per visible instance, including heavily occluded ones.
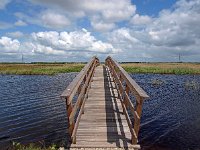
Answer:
[61,56,99,144]
[105,56,149,144]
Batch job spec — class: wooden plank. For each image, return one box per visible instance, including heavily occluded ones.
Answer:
[79,122,129,127]
[71,66,129,147]
[70,142,140,149]
[65,65,140,148]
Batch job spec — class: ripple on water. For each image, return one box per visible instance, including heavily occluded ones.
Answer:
[131,74,200,150]
[0,73,77,149]
[0,73,200,150]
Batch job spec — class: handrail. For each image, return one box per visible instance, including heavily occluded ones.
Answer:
[105,56,149,144]
[61,56,99,144]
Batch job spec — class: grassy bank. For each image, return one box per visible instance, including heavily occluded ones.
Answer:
[121,63,200,75]
[0,63,85,75]
[0,63,199,75]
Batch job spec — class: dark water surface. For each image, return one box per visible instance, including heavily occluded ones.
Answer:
[0,73,77,149]
[131,74,200,150]
[0,73,200,150]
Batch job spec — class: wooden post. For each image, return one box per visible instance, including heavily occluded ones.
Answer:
[66,98,74,137]
[134,97,144,138]
[124,84,129,107]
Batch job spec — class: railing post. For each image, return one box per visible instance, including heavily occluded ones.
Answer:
[124,84,129,107]
[134,96,144,140]
[65,98,74,137]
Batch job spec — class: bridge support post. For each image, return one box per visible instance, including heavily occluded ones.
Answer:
[65,98,74,138]
[134,97,144,137]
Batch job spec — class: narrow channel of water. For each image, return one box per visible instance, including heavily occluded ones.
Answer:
[0,73,200,150]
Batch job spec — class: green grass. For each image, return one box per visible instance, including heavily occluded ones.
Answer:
[0,63,200,75]
[121,63,200,75]
[12,142,58,150]
[0,63,85,75]
[122,66,200,75]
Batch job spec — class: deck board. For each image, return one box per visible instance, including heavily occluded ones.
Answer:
[70,65,140,149]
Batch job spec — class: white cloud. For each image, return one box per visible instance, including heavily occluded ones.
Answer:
[91,21,115,32]
[6,31,24,38]
[29,0,136,30]
[107,0,200,61]
[14,20,27,26]
[144,0,200,47]
[0,0,11,9]
[40,10,70,29]
[14,11,70,29]
[30,0,135,20]
[2,0,200,62]
[31,44,66,55]
[29,29,120,55]
[0,37,20,53]
[130,14,152,25]
[108,28,139,44]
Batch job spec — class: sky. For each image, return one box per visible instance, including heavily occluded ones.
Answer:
[0,0,200,62]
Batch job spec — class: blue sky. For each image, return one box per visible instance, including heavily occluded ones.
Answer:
[0,0,200,62]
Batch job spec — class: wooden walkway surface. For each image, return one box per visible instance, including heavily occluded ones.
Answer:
[70,65,140,149]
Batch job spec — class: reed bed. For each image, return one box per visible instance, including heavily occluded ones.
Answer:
[0,63,85,75]
[121,63,200,75]
[0,63,199,75]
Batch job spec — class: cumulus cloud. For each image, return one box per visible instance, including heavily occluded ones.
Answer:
[28,0,136,30]
[15,11,70,29]
[91,21,115,32]
[2,0,200,62]
[28,29,120,55]
[40,10,70,29]
[107,0,200,61]
[30,0,135,20]
[144,0,200,47]
[0,0,11,9]
[0,37,20,53]
[130,14,152,25]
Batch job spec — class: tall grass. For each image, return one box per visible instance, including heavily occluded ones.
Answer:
[0,63,85,75]
[121,63,200,75]
[0,63,200,75]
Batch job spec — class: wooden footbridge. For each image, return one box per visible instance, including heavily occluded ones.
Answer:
[61,56,149,149]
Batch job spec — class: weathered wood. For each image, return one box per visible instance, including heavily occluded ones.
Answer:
[69,62,96,124]
[105,56,149,145]
[71,142,140,149]
[70,65,137,148]
[61,56,148,149]
[71,63,96,144]
[106,56,149,99]
[61,56,99,143]
[61,56,99,102]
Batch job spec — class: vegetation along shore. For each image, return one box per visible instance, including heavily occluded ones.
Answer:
[0,62,199,75]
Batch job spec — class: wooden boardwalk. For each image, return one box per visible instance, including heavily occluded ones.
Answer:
[61,56,149,149]
[71,65,137,148]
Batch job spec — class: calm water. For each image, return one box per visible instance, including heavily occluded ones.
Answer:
[0,73,200,150]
